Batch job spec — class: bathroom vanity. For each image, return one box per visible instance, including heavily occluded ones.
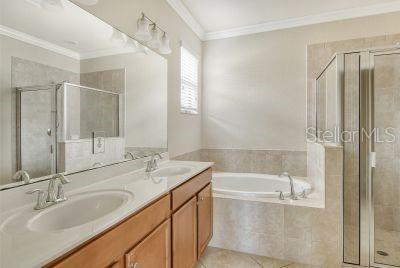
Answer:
[0,161,213,267]
[46,168,212,268]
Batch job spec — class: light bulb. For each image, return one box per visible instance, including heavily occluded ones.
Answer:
[135,14,151,42]
[147,24,161,49]
[159,32,172,55]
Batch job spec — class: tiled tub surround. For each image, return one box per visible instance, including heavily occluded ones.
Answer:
[209,144,343,267]
[174,149,307,177]
[0,158,213,267]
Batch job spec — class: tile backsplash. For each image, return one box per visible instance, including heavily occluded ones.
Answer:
[174,148,307,177]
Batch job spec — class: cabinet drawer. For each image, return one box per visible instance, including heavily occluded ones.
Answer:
[172,168,212,211]
[50,194,171,268]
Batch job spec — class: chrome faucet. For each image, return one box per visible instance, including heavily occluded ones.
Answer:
[13,170,30,184]
[125,151,135,160]
[279,172,298,200]
[47,174,70,202]
[26,173,71,210]
[145,153,163,172]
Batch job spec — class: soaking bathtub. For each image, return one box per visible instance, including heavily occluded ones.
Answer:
[212,172,311,198]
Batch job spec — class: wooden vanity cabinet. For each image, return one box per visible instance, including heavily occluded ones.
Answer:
[172,197,198,268]
[197,183,213,257]
[47,168,213,268]
[125,219,171,268]
[171,168,212,268]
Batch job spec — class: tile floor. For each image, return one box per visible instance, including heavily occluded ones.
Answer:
[197,247,358,268]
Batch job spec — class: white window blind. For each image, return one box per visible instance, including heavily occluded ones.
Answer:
[180,46,199,114]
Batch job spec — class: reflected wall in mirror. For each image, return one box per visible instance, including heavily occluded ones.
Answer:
[0,0,167,188]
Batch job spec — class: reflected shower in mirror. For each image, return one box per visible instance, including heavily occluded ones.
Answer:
[0,0,167,188]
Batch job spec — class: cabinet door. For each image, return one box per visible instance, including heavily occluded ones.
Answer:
[172,197,197,268]
[125,220,171,268]
[197,183,213,257]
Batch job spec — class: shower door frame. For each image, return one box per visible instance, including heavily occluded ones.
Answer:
[16,84,60,176]
[363,47,400,268]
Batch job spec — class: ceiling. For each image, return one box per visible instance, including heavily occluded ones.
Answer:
[167,0,400,40]
[0,0,140,60]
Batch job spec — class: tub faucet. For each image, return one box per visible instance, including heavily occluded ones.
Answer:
[279,172,298,200]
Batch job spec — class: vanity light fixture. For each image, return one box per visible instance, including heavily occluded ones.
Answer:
[135,13,152,42]
[159,32,172,55]
[147,24,161,49]
[40,0,64,12]
[135,12,172,55]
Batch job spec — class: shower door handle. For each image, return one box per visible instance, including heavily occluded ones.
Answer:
[370,152,376,168]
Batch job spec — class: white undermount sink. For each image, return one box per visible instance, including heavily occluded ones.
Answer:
[27,190,133,232]
[151,165,193,177]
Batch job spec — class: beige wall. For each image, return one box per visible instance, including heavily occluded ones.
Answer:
[71,0,203,158]
[202,11,400,151]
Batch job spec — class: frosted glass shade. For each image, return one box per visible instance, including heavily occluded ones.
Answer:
[147,26,161,49]
[159,33,171,55]
[135,16,151,42]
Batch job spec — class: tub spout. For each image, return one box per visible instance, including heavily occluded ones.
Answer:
[279,172,298,200]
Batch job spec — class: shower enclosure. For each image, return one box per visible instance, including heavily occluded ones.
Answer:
[16,82,122,179]
[316,46,400,267]
[16,84,59,179]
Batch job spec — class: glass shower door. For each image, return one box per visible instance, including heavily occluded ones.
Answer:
[371,51,400,267]
[18,87,56,178]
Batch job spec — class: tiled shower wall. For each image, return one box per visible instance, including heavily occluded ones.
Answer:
[11,57,79,180]
[209,145,343,267]
[307,33,400,131]
[174,149,307,177]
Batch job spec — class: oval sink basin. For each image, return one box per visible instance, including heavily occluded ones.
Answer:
[151,165,192,177]
[27,190,133,232]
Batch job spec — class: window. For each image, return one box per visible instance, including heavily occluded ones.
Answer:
[180,46,199,114]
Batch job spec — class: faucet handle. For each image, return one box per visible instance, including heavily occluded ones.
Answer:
[275,190,285,200]
[26,189,47,210]
[300,189,307,199]
[56,184,67,201]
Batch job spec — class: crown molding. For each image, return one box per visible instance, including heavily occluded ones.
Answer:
[203,1,400,40]
[166,0,205,40]
[0,25,81,60]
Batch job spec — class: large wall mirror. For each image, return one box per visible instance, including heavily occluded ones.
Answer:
[0,0,168,189]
